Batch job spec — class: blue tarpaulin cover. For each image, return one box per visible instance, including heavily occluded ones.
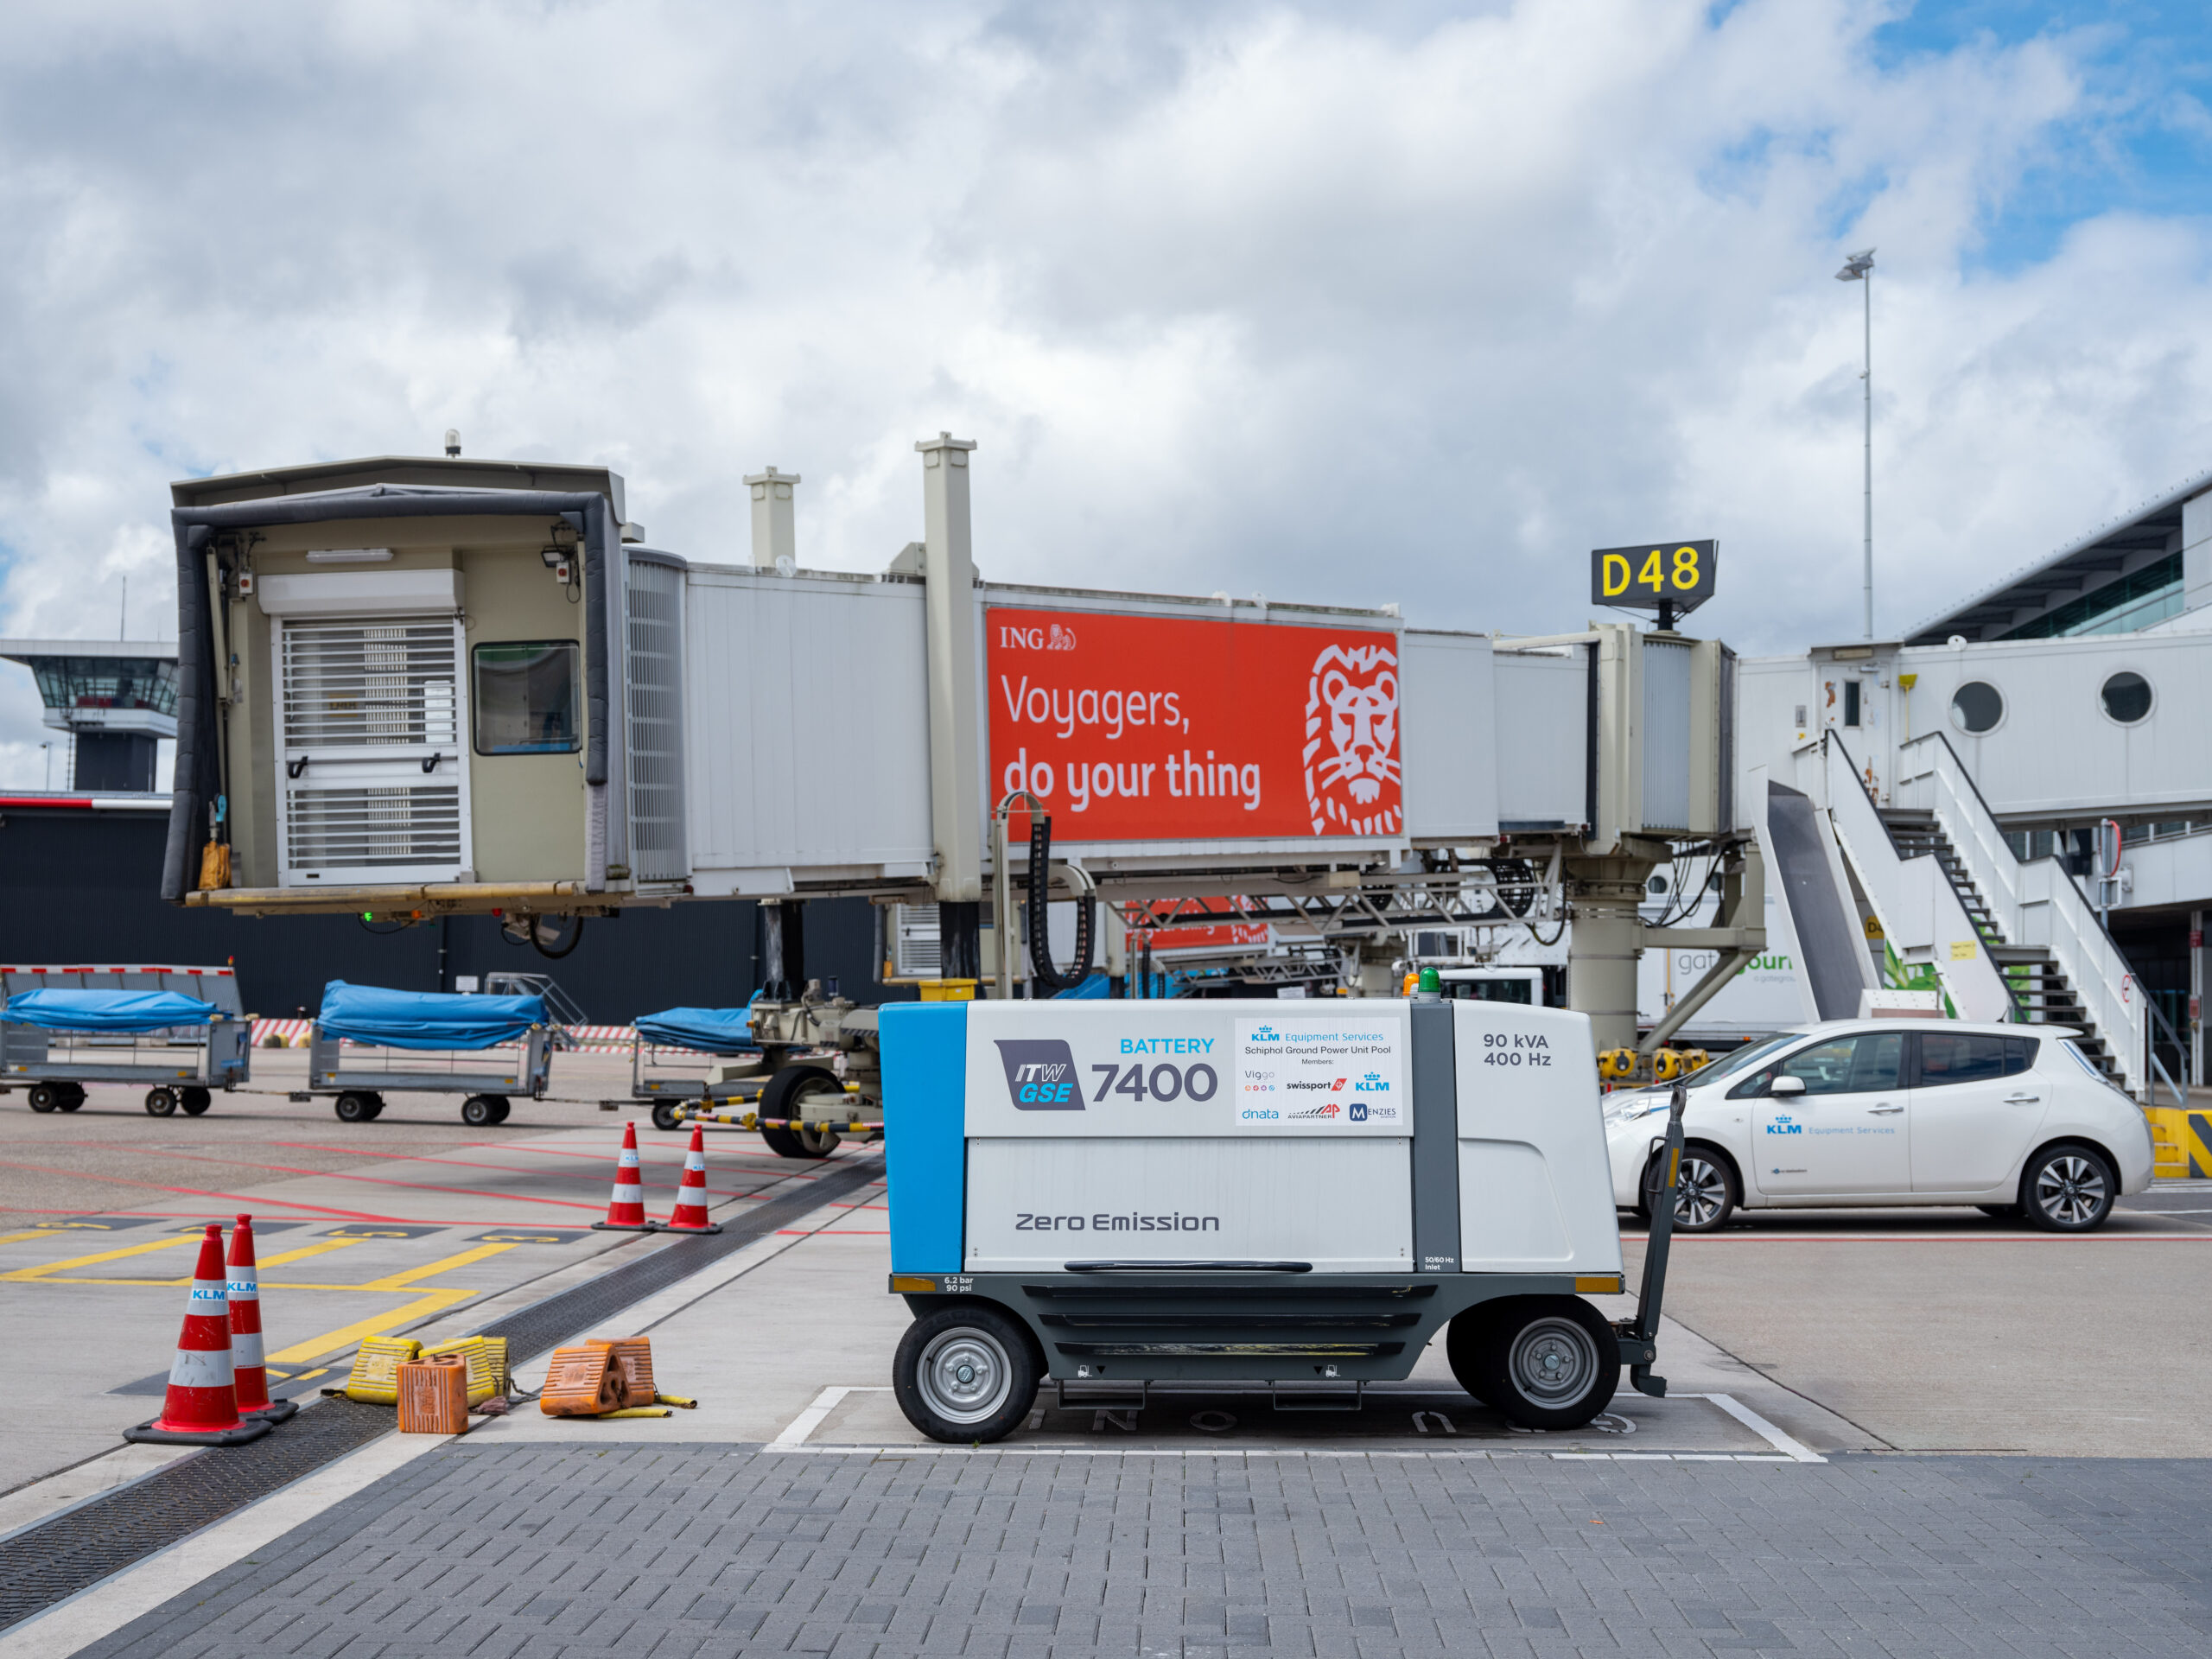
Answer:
[317,981,545,1051]
[1,989,222,1033]
[634,1007,760,1054]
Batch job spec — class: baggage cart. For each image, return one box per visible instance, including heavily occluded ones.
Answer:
[876,995,1685,1443]
[1,988,251,1116]
[622,1007,767,1133]
[302,981,552,1126]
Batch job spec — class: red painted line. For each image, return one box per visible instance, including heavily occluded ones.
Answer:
[456,1140,830,1177]
[52,1143,610,1214]
[260,1141,736,1197]
[0,1157,414,1223]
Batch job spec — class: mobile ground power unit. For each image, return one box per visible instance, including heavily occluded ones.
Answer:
[879,996,1675,1443]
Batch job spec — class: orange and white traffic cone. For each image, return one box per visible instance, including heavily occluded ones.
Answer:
[228,1215,298,1423]
[664,1125,721,1234]
[590,1122,661,1232]
[124,1224,271,1446]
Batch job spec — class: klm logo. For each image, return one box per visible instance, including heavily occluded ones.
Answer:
[1352,1071,1390,1094]
[1764,1116,1803,1135]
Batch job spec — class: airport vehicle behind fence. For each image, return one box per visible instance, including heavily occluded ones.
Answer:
[302,981,550,1125]
[1,988,251,1116]
[878,995,1682,1444]
[1606,1018,2156,1232]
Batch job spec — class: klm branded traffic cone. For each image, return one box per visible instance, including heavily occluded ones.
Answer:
[664,1125,721,1234]
[591,1122,661,1232]
[124,1224,271,1446]
[228,1215,297,1423]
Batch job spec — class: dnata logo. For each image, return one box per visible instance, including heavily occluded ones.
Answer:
[1764,1115,1802,1135]
[1352,1071,1390,1094]
[1250,1025,1281,1042]
[995,1039,1082,1110]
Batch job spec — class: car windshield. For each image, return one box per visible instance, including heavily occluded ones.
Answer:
[1687,1032,1796,1086]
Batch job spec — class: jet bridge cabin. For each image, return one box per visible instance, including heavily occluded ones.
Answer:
[162,457,689,917]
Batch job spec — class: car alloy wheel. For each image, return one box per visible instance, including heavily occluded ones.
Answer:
[2031,1152,2110,1230]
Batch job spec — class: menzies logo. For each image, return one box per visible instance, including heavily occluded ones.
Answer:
[995,1039,1082,1110]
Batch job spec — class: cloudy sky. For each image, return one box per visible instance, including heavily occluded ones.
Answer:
[1,0,2208,786]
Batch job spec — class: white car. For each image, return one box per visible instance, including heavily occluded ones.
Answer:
[1604,1020,2154,1232]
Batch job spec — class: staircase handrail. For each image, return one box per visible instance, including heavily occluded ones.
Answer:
[1897,731,2149,1103]
[2143,989,2189,1111]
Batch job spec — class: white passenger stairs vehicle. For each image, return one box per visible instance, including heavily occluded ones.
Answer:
[1777,731,2181,1106]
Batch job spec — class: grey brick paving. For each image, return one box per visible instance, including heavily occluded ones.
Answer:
[63,1448,2212,1657]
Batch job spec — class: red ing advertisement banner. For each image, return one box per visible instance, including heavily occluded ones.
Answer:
[1129,898,1273,953]
[987,607,1403,842]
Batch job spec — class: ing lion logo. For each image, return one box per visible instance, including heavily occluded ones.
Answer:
[1304,641,1402,835]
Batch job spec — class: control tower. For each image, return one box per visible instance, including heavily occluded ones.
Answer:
[0,641,178,792]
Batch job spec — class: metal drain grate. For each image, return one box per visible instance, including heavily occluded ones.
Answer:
[0,1153,884,1632]
[0,1397,393,1630]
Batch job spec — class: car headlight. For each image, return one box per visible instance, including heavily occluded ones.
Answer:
[1605,1095,1671,1126]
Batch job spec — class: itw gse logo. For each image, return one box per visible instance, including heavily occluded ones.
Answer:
[995,1039,1080,1109]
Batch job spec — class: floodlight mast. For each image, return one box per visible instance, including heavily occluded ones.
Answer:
[1834,249,1875,640]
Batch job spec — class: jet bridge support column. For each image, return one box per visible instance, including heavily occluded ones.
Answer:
[1564,854,1656,1055]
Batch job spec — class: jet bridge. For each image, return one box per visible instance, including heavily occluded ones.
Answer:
[164,439,1756,1054]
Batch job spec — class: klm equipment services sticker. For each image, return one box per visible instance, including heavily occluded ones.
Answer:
[1231,1017,1404,1130]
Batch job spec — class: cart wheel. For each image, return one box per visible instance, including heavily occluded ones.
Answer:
[144,1087,179,1117]
[488,1096,512,1125]
[27,1084,59,1114]
[364,1094,385,1120]
[57,1084,86,1112]
[760,1069,842,1160]
[893,1302,1041,1445]
[1465,1296,1619,1431]
[461,1095,499,1128]
[651,1100,683,1134]
[334,1092,377,1123]
[181,1088,213,1116]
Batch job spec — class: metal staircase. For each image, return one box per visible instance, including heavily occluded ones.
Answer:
[1878,807,2120,1082]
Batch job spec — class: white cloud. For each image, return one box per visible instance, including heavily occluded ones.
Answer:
[0,0,2208,781]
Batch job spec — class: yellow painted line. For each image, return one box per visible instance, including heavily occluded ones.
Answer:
[0,1235,197,1281]
[356,1242,514,1292]
[262,1287,479,1365]
[251,1239,363,1270]
[0,1230,58,1248]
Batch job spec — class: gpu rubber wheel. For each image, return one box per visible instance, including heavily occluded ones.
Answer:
[893,1302,1041,1445]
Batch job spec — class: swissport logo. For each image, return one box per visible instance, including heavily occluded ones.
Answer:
[1305,641,1401,836]
[995,1039,1081,1109]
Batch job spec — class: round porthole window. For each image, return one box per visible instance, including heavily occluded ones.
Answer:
[2099,671,2152,725]
[1949,681,2004,735]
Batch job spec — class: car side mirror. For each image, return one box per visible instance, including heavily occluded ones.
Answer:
[1769,1074,1806,1097]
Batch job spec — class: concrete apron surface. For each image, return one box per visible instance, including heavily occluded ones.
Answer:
[0,1120,867,1498]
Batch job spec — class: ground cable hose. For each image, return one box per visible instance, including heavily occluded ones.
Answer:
[1026,813,1096,993]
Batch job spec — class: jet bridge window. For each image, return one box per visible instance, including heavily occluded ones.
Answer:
[473,640,581,755]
